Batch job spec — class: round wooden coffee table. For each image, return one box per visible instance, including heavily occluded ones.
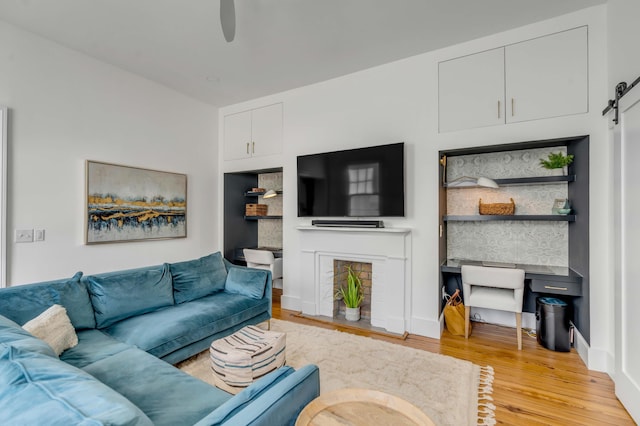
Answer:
[295,388,435,426]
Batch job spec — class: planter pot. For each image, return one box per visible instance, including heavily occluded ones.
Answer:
[550,167,567,176]
[345,307,361,321]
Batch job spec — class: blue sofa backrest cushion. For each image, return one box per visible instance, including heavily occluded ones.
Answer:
[86,264,174,329]
[0,343,153,425]
[0,272,96,330]
[224,267,269,300]
[169,252,228,304]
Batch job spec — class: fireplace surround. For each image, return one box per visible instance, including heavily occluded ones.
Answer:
[297,226,412,334]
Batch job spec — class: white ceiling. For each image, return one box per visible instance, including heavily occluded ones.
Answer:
[0,0,606,108]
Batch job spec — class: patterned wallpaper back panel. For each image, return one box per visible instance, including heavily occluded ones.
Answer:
[446,147,569,266]
[257,172,283,249]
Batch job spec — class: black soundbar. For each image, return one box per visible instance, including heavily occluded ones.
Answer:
[311,220,384,228]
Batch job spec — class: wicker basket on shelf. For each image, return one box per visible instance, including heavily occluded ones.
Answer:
[245,204,268,216]
[478,198,515,215]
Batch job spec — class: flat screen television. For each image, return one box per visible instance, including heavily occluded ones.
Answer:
[297,142,405,217]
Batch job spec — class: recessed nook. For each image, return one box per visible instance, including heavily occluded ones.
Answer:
[333,259,372,322]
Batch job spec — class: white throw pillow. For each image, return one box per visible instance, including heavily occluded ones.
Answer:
[23,304,78,356]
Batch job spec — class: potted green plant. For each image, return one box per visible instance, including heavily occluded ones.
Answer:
[335,265,364,321]
[539,152,574,175]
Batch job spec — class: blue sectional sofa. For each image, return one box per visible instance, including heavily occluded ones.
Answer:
[0,252,320,425]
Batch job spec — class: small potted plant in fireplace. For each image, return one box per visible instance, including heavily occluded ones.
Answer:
[336,265,364,321]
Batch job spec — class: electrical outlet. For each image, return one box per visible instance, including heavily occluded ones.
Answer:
[15,229,34,243]
[34,229,45,242]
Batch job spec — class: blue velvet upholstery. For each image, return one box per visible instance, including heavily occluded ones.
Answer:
[0,343,153,425]
[0,253,314,425]
[61,329,133,369]
[160,310,271,365]
[169,252,228,303]
[49,272,96,329]
[0,315,57,357]
[103,292,269,358]
[202,366,295,425]
[0,272,95,329]
[82,347,232,426]
[225,267,269,299]
[86,264,174,328]
[195,364,321,426]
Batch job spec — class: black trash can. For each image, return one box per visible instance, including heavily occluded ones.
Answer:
[536,297,570,352]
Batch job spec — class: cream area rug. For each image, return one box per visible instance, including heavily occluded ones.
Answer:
[177,319,496,426]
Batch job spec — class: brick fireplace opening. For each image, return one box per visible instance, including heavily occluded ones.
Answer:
[333,260,372,322]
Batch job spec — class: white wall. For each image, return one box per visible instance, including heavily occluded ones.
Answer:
[0,20,219,284]
[607,0,640,88]
[219,5,611,368]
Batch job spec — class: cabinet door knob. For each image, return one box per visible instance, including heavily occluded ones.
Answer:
[252,141,255,154]
[511,98,515,117]
[246,142,249,154]
[497,100,501,119]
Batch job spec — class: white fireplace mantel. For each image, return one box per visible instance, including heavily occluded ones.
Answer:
[297,226,412,334]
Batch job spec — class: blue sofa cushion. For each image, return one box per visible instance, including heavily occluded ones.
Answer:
[82,347,231,426]
[86,264,174,328]
[225,267,269,299]
[61,329,133,369]
[49,273,96,329]
[0,315,57,358]
[0,343,153,426]
[203,366,295,425]
[169,252,227,304]
[0,272,95,330]
[103,292,269,359]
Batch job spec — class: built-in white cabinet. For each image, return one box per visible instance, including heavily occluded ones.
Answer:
[439,48,505,132]
[439,26,588,133]
[224,103,283,160]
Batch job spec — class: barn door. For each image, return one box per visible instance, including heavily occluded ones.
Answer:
[615,82,640,422]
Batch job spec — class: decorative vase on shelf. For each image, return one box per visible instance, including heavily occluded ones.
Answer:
[345,307,361,321]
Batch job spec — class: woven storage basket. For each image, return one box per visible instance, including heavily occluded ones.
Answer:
[245,203,268,216]
[479,198,515,215]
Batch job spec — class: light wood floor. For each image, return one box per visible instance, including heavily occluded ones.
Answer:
[272,292,634,425]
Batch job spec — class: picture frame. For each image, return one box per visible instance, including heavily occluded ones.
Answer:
[85,161,187,244]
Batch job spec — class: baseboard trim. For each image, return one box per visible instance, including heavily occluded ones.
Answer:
[573,328,613,373]
[280,295,301,312]
[410,315,441,339]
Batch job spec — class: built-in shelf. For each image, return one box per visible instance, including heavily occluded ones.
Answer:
[494,175,576,186]
[244,215,283,220]
[443,175,575,188]
[245,190,283,197]
[443,214,575,222]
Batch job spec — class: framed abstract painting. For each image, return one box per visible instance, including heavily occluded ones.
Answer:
[85,161,187,244]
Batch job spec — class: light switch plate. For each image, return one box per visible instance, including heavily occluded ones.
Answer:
[15,229,34,243]
[34,229,45,242]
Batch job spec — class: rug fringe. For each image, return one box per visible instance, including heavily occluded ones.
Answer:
[477,366,496,426]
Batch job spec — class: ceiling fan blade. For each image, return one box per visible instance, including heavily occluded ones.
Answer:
[220,0,236,42]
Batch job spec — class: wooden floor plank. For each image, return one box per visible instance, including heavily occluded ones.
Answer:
[272,293,634,425]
